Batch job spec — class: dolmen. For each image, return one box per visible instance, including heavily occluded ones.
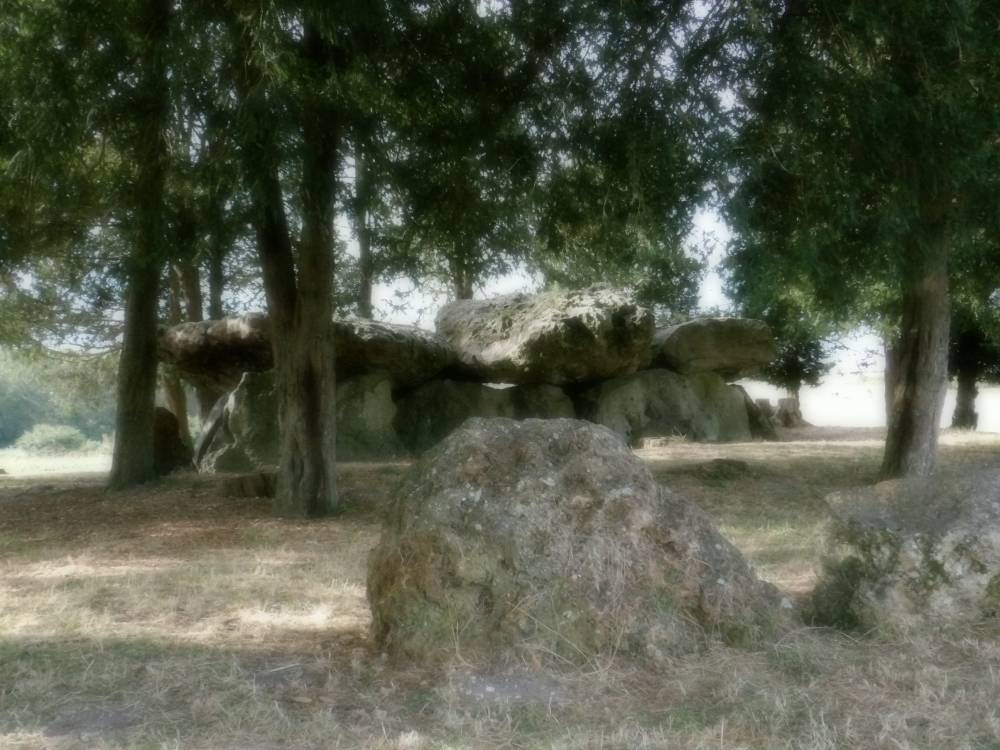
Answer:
[157,285,778,469]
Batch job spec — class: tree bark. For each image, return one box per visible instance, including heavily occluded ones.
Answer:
[880,224,950,479]
[164,271,192,445]
[231,14,339,517]
[175,259,219,418]
[952,367,978,430]
[109,0,171,490]
[354,140,374,318]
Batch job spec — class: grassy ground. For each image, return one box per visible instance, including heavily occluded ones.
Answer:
[2,429,999,749]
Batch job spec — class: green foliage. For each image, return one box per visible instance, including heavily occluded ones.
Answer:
[0,350,116,446]
[14,424,95,455]
[726,0,1000,320]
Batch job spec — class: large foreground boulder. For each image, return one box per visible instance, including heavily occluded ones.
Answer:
[435,286,654,385]
[579,370,752,445]
[809,471,1000,631]
[368,418,784,664]
[650,317,775,379]
[159,315,456,391]
[394,380,573,453]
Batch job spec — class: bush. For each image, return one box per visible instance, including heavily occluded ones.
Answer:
[14,424,95,455]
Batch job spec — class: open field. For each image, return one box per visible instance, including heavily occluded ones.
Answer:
[2,428,1000,749]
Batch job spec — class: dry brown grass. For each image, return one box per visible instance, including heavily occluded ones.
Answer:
[2,430,1000,749]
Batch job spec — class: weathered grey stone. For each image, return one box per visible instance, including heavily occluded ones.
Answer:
[336,374,406,461]
[159,314,273,392]
[200,371,278,473]
[368,418,784,664]
[776,397,808,428]
[337,317,456,387]
[159,314,456,391]
[809,471,1000,631]
[650,317,776,379]
[435,286,654,385]
[198,371,409,469]
[733,385,778,441]
[578,370,751,446]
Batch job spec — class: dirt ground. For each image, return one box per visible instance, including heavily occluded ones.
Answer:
[2,428,1000,749]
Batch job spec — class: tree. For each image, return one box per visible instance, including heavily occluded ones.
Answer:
[726,0,1000,478]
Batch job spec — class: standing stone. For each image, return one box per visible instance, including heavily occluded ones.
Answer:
[368,418,784,664]
[650,317,776,379]
[734,386,778,441]
[153,407,193,475]
[579,370,751,446]
[198,371,409,469]
[776,397,808,428]
[809,471,1000,631]
[435,285,654,385]
[200,371,278,473]
[336,374,406,461]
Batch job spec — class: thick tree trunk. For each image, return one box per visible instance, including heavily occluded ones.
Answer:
[354,141,374,318]
[175,259,219,418]
[163,272,192,445]
[449,251,475,300]
[109,0,170,490]
[207,242,225,320]
[952,366,979,430]
[232,15,339,517]
[880,228,950,479]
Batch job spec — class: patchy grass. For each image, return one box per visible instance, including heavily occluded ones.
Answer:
[1,430,1000,749]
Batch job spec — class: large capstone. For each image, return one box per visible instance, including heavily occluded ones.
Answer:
[650,317,775,379]
[336,317,457,387]
[578,370,752,446]
[394,380,574,453]
[435,286,654,385]
[159,315,456,391]
[808,471,1000,631]
[158,314,273,392]
[367,418,783,664]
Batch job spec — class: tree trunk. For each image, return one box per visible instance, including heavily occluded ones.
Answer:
[207,241,225,320]
[231,14,339,517]
[880,225,950,479]
[108,0,171,490]
[952,365,979,430]
[163,272,192,445]
[449,250,474,300]
[175,259,219,418]
[354,140,374,318]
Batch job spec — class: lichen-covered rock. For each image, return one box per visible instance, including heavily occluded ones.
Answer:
[733,385,778,441]
[159,314,273,392]
[808,471,1000,631]
[578,370,751,446]
[200,371,278,473]
[650,317,775,379]
[336,374,406,461]
[394,380,574,453]
[367,418,784,664]
[198,371,409,469]
[435,286,654,385]
[159,314,456,391]
[776,397,808,428]
[336,317,456,387]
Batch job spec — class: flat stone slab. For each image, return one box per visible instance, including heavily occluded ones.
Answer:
[435,285,654,385]
[650,317,775,379]
[159,315,456,390]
